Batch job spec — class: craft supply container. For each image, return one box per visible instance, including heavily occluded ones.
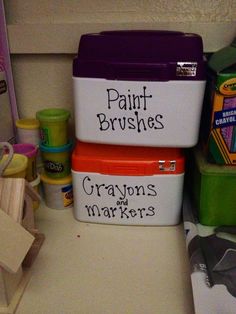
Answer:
[73,30,206,147]
[36,108,70,147]
[72,141,185,226]
[40,173,73,209]
[190,147,236,226]
[15,118,40,146]
[40,141,72,179]
[0,153,28,178]
[13,143,38,182]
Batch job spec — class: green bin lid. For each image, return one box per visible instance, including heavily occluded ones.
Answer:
[194,148,236,175]
[208,37,236,73]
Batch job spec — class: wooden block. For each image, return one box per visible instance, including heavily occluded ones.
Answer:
[23,232,45,268]
[0,209,34,273]
[0,269,7,307]
[0,269,32,314]
[21,194,35,232]
[0,267,23,306]
[0,178,25,223]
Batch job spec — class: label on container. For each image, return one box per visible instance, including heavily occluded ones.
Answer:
[214,109,236,128]
[73,172,184,225]
[0,79,7,94]
[62,184,73,207]
[74,78,206,147]
[40,127,50,145]
[219,77,236,96]
[44,160,64,173]
[176,62,197,77]
[213,95,236,153]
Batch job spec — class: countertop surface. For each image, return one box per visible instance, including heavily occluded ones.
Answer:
[16,205,194,314]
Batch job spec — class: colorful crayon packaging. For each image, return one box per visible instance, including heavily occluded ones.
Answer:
[201,37,236,165]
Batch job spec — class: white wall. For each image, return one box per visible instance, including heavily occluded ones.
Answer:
[4,0,236,120]
[5,0,236,24]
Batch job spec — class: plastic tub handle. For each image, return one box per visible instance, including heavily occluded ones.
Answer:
[0,142,14,176]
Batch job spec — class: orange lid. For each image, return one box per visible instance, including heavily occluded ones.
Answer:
[72,141,185,176]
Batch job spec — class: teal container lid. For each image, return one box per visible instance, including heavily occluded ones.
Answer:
[36,108,70,122]
[40,140,73,153]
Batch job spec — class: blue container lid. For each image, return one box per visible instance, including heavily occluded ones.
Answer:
[73,30,206,81]
[40,140,73,153]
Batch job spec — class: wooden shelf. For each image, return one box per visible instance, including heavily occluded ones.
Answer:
[16,204,194,314]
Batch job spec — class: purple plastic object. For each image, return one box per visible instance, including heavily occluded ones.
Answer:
[13,143,38,158]
[0,1,18,120]
[73,30,206,81]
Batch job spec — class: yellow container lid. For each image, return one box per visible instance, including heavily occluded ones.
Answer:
[15,118,40,130]
[40,173,72,185]
[0,154,28,176]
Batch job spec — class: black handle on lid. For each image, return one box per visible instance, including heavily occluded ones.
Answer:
[105,61,171,81]
[100,30,184,37]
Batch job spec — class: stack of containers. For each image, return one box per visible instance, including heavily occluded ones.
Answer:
[14,118,41,209]
[72,30,206,226]
[36,108,74,210]
[190,39,236,226]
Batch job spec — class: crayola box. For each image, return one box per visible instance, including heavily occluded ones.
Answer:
[201,38,236,165]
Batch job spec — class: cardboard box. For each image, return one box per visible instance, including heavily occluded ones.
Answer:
[201,38,236,165]
[0,0,18,143]
[0,71,14,143]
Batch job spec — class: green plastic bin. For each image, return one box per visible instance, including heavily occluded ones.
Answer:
[191,148,236,226]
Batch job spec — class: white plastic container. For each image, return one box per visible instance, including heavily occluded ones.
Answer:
[74,79,205,147]
[72,142,185,226]
[40,173,73,210]
[73,31,206,147]
[15,118,40,146]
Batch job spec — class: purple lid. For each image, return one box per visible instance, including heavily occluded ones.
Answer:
[73,30,206,81]
[13,143,38,158]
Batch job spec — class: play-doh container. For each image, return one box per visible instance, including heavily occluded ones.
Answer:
[40,173,73,209]
[72,141,185,226]
[40,141,72,179]
[30,174,41,210]
[73,30,206,147]
[36,108,70,147]
[13,143,38,182]
[15,118,40,145]
[0,153,28,178]
[189,147,236,226]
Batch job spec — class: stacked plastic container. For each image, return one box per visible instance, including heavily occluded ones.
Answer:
[72,30,206,225]
[13,118,41,209]
[36,108,74,209]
